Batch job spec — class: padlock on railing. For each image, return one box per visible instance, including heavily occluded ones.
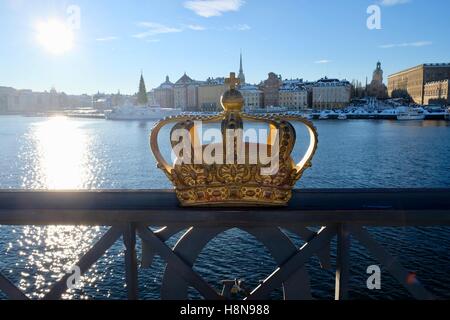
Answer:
[221,279,250,299]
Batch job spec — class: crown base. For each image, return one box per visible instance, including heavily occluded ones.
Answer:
[175,186,292,207]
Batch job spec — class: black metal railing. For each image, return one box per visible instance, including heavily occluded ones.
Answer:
[0,189,449,300]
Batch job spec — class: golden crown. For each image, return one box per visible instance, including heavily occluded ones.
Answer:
[150,72,318,207]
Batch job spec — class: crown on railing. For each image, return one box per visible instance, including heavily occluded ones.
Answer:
[150,72,318,207]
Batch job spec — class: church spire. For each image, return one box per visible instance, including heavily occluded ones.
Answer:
[238,50,246,85]
[240,51,243,73]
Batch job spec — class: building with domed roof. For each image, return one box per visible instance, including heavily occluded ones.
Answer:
[153,76,174,108]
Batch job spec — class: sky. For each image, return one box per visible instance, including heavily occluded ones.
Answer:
[0,0,449,95]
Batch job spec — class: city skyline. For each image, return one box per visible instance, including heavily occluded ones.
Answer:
[0,0,449,95]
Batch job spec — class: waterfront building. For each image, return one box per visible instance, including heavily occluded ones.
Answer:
[174,73,202,111]
[66,94,93,109]
[93,91,135,109]
[240,84,264,111]
[198,77,227,111]
[153,76,175,108]
[302,82,315,108]
[16,89,35,112]
[148,90,157,106]
[424,79,449,106]
[0,86,87,112]
[367,62,388,99]
[108,91,125,108]
[0,85,120,113]
[92,91,110,110]
[388,63,450,104]
[279,79,308,110]
[262,72,282,107]
[0,87,16,112]
[312,78,351,109]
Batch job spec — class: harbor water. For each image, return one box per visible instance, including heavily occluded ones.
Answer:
[0,115,449,299]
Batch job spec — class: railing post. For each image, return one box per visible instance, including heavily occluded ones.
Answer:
[123,223,139,300]
[335,224,350,300]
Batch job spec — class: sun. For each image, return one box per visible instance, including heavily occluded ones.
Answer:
[36,19,74,55]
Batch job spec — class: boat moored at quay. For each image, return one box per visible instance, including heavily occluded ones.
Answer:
[105,102,182,121]
[308,105,449,121]
[397,107,425,121]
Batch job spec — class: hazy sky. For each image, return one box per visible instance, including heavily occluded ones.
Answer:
[0,0,449,94]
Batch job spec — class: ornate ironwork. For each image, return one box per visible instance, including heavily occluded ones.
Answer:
[0,189,448,300]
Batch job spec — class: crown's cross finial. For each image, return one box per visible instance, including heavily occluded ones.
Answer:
[225,72,240,90]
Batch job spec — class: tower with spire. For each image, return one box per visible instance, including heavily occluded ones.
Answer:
[372,61,384,84]
[238,51,246,86]
[366,61,388,99]
[137,71,149,105]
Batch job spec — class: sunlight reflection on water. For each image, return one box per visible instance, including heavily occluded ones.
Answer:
[31,117,90,189]
[13,225,103,299]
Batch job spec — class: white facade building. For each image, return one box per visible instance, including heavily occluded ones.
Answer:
[279,80,308,110]
[312,78,351,109]
[240,84,263,111]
